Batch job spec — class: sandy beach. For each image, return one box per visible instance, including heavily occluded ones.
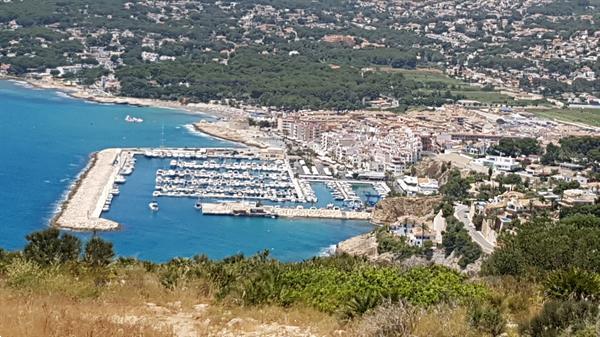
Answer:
[194,120,270,148]
[1,75,251,120]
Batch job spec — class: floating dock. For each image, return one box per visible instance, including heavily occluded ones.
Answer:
[54,148,125,231]
[201,202,372,220]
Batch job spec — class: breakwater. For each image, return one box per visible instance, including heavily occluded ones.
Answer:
[54,148,124,230]
[202,202,372,220]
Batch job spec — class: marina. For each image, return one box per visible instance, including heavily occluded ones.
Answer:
[55,146,389,231]
[2,81,374,262]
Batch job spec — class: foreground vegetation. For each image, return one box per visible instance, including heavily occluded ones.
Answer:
[0,206,598,336]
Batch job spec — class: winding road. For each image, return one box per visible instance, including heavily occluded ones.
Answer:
[454,203,496,254]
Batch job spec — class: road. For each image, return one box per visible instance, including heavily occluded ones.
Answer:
[454,204,495,254]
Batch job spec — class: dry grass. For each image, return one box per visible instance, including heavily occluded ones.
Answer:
[482,276,544,329]
[0,261,340,337]
[412,305,477,337]
[0,288,175,337]
[347,301,416,337]
[0,258,543,337]
[209,305,343,335]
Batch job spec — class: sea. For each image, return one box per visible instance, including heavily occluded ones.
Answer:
[0,80,371,262]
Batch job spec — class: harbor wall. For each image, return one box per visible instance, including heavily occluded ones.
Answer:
[54,148,122,231]
[202,202,371,220]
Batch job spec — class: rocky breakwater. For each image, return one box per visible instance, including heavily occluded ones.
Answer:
[54,148,122,231]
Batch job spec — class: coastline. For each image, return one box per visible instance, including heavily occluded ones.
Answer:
[1,75,262,149]
[193,121,269,149]
[0,75,249,120]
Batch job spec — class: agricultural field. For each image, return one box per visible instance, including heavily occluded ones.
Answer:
[528,108,600,127]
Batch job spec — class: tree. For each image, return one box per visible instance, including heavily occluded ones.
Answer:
[489,138,540,157]
[541,142,560,165]
[84,236,115,267]
[442,217,482,268]
[482,215,600,276]
[23,227,81,266]
[440,170,470,201]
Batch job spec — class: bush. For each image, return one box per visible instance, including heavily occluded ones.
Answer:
[5,258,46,289]
[24,228,81,266]
[544,269,600,301]
[348,300,416,336]
[84,236,115,267]
[468,302,506,337]
[523,300,599,337]
[180,254,486,314]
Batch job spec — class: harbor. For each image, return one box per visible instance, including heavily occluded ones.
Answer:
[1,81,373,261]
[56,146,389,231]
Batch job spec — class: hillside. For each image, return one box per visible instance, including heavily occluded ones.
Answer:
[3,202,600,337]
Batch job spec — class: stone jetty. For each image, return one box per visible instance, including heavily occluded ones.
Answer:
[202,202,372,220]
[54,148,123,231]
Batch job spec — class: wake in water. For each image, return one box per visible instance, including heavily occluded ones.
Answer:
[55,91,74,100]
[183,123,210,138]
[9,80,36,89]
[318,244,337,257]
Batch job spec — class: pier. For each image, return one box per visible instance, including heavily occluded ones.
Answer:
[201,202,372,220]
[54,148,126,231]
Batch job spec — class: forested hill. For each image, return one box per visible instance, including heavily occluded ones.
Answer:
[1,0,597,110]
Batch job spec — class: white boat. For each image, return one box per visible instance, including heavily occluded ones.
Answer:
[115,175,126,184]
[125,115,144,123]
[149,201,159,211]
[194,199,202,210]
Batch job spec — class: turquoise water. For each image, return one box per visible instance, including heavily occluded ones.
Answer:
[0,80,371,261]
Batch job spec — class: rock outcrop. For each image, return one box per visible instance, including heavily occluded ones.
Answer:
[371,196,442,225]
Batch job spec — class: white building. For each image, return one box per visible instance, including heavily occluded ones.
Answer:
[474,155,521,172]
[396,176,439,196]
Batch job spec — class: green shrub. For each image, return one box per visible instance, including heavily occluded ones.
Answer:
[84,236,115,267]
[23,228,81,266]
[5,257,46,289]
[544,269,600,301]
[523,300,599,337]
[468,302,506,337]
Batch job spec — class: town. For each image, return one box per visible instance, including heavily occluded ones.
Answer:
[1,0,598,114]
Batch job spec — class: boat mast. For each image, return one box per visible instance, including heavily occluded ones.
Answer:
[160,123,165,148]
